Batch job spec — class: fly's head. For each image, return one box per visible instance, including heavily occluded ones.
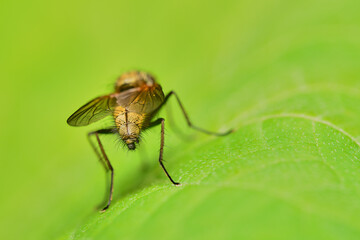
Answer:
[124,138,139,150]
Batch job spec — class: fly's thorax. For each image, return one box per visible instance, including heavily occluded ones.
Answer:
[113,107,146,129]
[115,71,155,92]
[119,122,139,146]
[113,106,149,150]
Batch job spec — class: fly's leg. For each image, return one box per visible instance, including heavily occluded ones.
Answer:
[165,99,192,141]
[162,91,233,136]
[88,128,115,212]
[149,118,180,185]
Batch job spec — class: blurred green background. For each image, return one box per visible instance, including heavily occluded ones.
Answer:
[2,0,360,239]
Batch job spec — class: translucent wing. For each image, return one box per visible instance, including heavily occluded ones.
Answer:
[67,94,118,126]
[116,85,165,113]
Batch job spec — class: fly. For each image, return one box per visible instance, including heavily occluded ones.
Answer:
[67,71,232,211]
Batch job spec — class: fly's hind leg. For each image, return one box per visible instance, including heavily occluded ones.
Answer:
[148,118,180,186]
[88,128,115,212]
[162,91,233,136]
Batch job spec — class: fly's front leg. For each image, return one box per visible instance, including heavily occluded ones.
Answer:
[163,91,233,136]
[88,128,115,212]
[148,118,180,185]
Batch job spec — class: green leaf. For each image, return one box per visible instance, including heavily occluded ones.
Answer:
[2,0,360,240]
[67,115,360,240]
